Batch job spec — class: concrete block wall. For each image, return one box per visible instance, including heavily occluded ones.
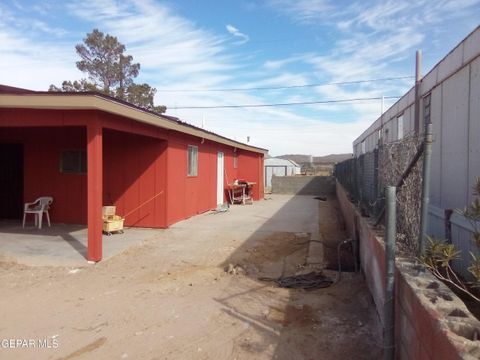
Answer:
[271,175,335,196]
[336,181,480,359]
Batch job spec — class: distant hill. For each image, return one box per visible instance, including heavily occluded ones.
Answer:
[277,154,311,164]
[277,153,352,164]
[313,154,353,164]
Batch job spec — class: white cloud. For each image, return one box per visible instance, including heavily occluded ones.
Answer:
[267,0,333,24]
[30,20,68,36]
[0,4,79,90]
[67,0,236,82]
[1,0,479,157]
[261,0,480,151]
[225,24,250,44]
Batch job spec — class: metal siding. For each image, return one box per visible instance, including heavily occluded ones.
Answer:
[392,116,398,141]
[420,67,438,97]
[437,42,464,83]
[468,58,480,204]
[387,120,394,143]
[450,211,479,280]
[272,166,287,177]
[372,131,379,150]
[419,96,425,133]
[430,86,443,207]
[464,28,480,64]
[441,66,470,209]
[407,105,414,136]
[346,28,480,278]
[428,205,446,239]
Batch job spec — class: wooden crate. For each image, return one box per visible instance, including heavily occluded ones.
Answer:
[102,206,116,217]
[103,215,124,234]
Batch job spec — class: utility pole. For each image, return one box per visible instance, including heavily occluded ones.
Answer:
[414,50,422,134]
[416,49,433,257]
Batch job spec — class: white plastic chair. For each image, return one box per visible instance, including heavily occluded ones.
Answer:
[22,197,53,229]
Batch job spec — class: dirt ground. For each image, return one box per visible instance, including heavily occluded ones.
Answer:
[0,195,381,359]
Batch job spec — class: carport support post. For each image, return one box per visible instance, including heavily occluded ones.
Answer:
[87,122,103,262]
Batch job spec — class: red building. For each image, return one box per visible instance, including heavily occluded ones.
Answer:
[0,85,266,261]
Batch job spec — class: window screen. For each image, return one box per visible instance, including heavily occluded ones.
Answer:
[187,145,198,176]
[60,150,86,174]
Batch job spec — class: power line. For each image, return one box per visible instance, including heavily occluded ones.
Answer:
[170,96,401,109]
[157,76,413,93]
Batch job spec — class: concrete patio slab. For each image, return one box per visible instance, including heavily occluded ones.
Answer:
[0,221,160,267]
[0,195,321,268]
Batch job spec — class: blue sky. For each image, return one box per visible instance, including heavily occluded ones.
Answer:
[1,0,479,155]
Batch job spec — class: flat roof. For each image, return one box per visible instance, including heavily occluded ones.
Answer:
[0,87,267,154]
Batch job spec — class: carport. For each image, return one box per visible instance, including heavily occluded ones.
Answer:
[0,86,266,262]
[0,113,167,262]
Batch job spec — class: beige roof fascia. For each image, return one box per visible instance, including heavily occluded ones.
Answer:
[0,93,267,154]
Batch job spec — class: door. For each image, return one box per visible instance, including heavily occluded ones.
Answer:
[217,152,224,205]
[0,144,24,219]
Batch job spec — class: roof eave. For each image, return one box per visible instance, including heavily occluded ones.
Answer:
[0,93,268,154]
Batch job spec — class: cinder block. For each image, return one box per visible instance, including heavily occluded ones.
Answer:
[335,181,480,360]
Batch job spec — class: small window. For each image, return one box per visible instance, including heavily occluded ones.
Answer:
[233,152,238,169]
[361,140,366,154]
[187,145,198,176]
[60,150,86,174]
[397,114,404,140]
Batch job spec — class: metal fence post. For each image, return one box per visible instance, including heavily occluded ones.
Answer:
[418,122,433,256]
[374,149,379,216]
[385,186,396,360]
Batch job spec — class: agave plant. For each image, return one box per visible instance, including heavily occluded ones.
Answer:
[420,177,480,303]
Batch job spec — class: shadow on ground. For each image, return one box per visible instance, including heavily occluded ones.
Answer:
[215,182,382,359]
[0,221,159,266]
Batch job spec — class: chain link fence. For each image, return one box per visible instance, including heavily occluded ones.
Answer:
[334,135,423,256]
[334,149,381,218]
